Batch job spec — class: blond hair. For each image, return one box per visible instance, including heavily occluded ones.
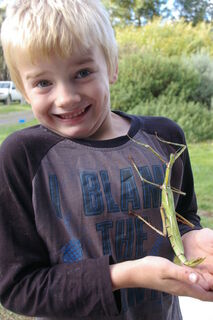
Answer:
[1,0,118,94]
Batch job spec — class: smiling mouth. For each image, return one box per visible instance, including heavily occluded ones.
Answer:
[56,105,91,119]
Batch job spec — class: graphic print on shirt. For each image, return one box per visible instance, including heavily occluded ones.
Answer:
[79,164,169,312]
[47,161,171,312]
[61,239,83,263]
[48,164,168,263]
[79,165,165,216]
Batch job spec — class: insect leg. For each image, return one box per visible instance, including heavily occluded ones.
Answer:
[129,156,162,189]
[176,212,195,228]
[155,132,186,161]
[170,186,186,196]
[127,134,167,164]
[129,210,165,237]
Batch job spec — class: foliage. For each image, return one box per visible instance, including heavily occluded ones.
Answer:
[184,53,213,109]
[174,0,212,25]
[103,0,169,26]
[110,49,213,142]
[130,95,213,142]
[103,0,212,25]
[0,7,9,80]
[110,52,200,111]
[115,20,213,57]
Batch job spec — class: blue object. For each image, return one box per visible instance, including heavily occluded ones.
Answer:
[18,119,26,123]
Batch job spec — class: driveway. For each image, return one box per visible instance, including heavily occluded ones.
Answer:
[0,110,35,126]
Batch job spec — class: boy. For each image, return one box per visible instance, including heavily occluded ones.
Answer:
[0,1,213,319]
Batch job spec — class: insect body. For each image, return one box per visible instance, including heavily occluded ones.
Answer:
[128,134,205,267]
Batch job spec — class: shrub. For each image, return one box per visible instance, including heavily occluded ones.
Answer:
[115,20,213,57]
[110,52,200,111]
[111,23,213,142]
[130,96,213,142]
[184,53,213,109]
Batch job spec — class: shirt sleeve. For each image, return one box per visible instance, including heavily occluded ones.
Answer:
[0,132,119,318]
[175,137,202,236]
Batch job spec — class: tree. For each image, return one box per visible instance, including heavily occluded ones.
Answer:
[0,6,9,80]
[103,0,170,26]
[206,2,213,21]
[174,0,212,25]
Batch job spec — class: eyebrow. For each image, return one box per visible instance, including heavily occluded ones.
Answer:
[74,57,95,66]
[25,55,95,80]
[26,71,48,80]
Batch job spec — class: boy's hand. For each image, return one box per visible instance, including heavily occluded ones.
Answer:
[110,255,213,301]
[182,228,213,285]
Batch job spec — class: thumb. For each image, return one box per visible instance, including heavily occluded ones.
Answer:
[184,270,210,291]
[175,267,198,284]
[172,265,209,290]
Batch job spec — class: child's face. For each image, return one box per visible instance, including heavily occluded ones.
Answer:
[18,46,117,139]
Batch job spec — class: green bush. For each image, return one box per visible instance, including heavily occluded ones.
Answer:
[130,96,213,142]
[116,20,213,57]
[184,53,213,109]
[110,52,200,111]
[110,23,213,142]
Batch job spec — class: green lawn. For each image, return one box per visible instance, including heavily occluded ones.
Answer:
[188,142,213,212]
[0,103,30,114]
[188,141,213,228]
[0,119,38,143]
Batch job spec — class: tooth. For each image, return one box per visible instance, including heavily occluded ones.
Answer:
[60,107,86,119]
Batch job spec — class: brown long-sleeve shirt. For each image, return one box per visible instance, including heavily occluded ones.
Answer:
[0,112,201,319]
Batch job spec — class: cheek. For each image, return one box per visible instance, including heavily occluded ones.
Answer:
[103,92,110,107]
[95,81,110,102]
[31,100,47,119]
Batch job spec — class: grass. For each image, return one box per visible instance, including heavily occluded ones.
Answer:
[0,107,212,319]
[0,103,30,114]
[188,141,213,228]
[0,306,31,320]
[0,120,38,143]
[188,142,213,213]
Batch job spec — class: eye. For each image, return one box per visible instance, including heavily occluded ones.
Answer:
[37,80,52,88]
[76,69,91,79]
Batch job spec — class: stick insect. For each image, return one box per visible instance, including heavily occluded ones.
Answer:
[128,133,205,267]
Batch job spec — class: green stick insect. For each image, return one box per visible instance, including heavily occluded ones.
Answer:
[128,133,205,267]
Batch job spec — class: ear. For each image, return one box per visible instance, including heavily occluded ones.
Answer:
[109,62,118,84]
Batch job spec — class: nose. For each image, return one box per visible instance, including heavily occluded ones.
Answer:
[55,82,81,108]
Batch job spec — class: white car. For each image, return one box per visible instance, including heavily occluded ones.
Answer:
[0,81,23,105]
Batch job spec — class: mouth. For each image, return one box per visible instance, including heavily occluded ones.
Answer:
[55,105,91,120]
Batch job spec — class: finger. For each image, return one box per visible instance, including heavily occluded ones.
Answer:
[189,273,198,283]
[198,288,213,301]
[169,265,211,291]
[188,271,212,291]
[201,272,213,291]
